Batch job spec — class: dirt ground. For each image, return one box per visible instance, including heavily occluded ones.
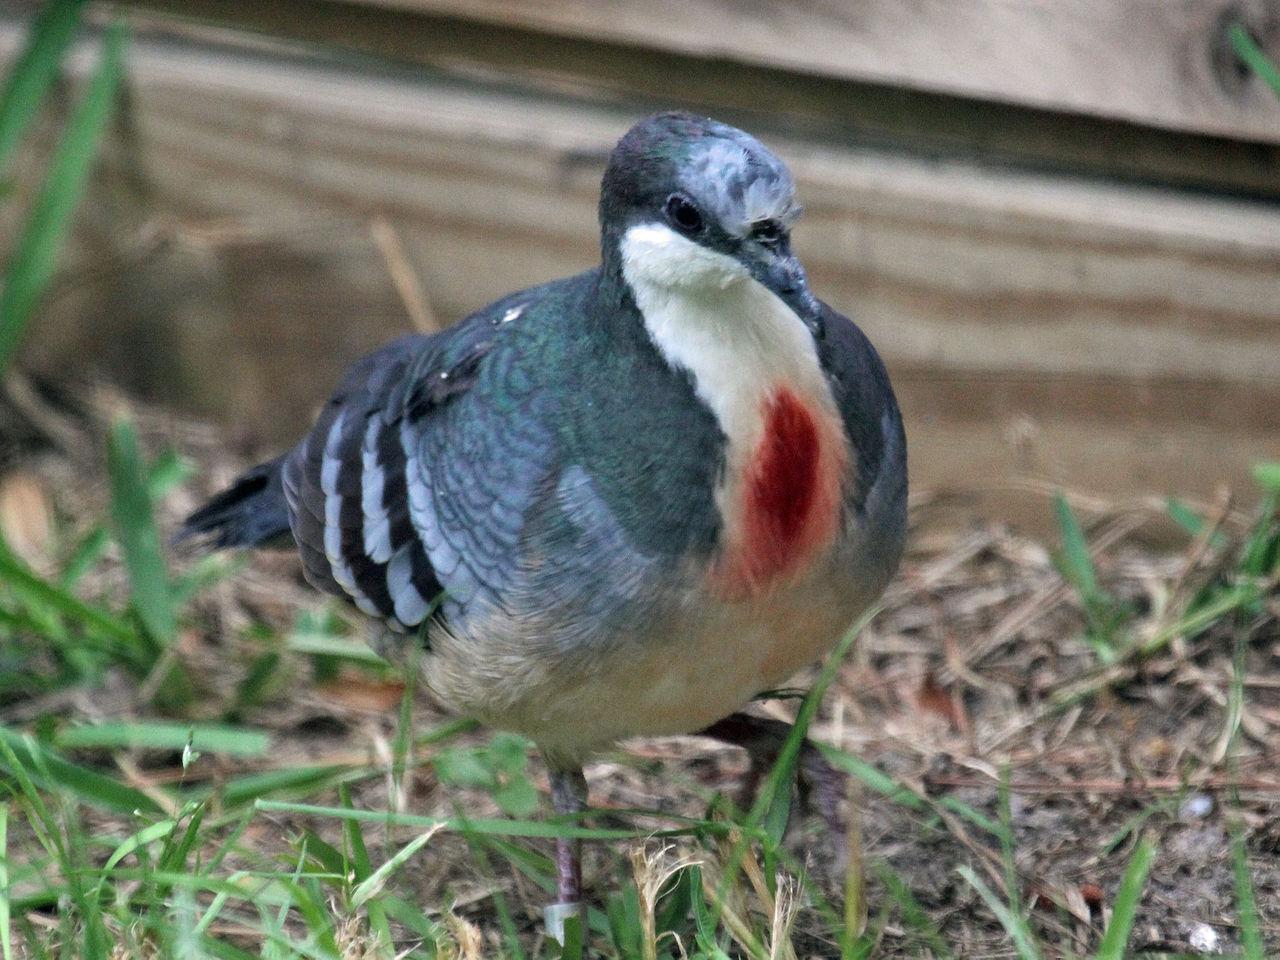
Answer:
[2,376,1278,957]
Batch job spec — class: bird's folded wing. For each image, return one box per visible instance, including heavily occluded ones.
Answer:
[814,301,906,518]
[281,315,536,634]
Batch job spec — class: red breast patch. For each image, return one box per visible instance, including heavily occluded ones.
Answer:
[714,386,847,596]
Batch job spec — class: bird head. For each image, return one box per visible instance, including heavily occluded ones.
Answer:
[599,112,819,331]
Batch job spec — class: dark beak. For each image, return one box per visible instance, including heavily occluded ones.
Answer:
[759,254,824,340]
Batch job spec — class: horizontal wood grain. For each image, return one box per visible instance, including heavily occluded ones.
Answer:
[2,20,1277,533]
[332,0,1280,144]
[114,0,1280,200]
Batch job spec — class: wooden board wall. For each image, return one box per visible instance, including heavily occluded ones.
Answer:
[2,10,1279,535]
[337,0,1280,143]
[114,0,1280,202]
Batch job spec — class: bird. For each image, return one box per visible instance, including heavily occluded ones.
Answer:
[179,111,907,937]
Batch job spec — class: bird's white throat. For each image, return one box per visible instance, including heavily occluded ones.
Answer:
[619,222,841,546]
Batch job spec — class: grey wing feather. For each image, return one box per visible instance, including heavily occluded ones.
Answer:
[188,276,588,639]
[281,334,471,630]
[815,301,907,550]
[279,290,563,634]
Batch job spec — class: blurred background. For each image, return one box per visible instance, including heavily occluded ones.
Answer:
[2,0,1279,531]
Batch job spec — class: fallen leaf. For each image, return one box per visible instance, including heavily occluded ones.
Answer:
[1031,881,1093,925]
[315,675,405,712]
[915,671,967,732]
[0,470,52,567]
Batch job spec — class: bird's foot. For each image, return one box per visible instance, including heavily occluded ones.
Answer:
[545,765,588,944]
[698,711,848,838]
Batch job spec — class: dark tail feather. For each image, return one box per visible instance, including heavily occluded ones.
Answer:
[176,456,293,549]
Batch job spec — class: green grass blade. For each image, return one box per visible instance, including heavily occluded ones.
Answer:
[819,744,1006,839]
[61,452,191,590]
[146,448,193,496]
[107,418,175,651]
[190,871,247,939]
[1165,498,1227,549]
[159,802,206,875]
[1141,582,1261,655]
[750,606,880,840]
[688,865,734,959]
[956,865,1043,960]
[1240,491,1279,578]
[997,769,1023,924]
[350,827,439,909]
[0,0,86,172]
[254,798,716,840]
[285,630,387,663]
[1053,491,1098,598]
[293,829,346,883]
[102,818,178,872]
[170,553,239,604]
[376,895,449,946]
[204,808,254,876]
[1229,23,1280,101]
[197,764,359,809]
[0,727,164,814]
[338,785,371,882]
[877,866,951,959]
[55,721,270,756]
[0,802,9,960]
[59,525,110,588]
[0,534,138,647]
[817,745,918,803]
[1254,461,1280,495]
[688,608,880,949]
[1101,797,1176,856]
[0,739,62,865]
[1231,816,1264,960]
[1095,835,1155,960]
[337,785,394,949]
[558,914,584,960]
[0,21,124,374]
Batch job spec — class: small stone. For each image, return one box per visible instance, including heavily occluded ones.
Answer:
[1179,793,1213,820]
[1188,922,1219,953]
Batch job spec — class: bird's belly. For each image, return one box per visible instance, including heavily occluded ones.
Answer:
[577,586,855,740]
[427,559,877,763]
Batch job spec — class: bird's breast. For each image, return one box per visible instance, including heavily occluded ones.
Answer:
[712,383,848,597]
[617,230,853,595]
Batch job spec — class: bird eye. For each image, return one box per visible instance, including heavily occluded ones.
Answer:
[752,219,784,248]
[664,194,704,234]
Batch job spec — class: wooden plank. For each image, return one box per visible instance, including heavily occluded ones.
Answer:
[332,0,1280,145]
[116,0,1280,200]
[3,23,1278,533]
